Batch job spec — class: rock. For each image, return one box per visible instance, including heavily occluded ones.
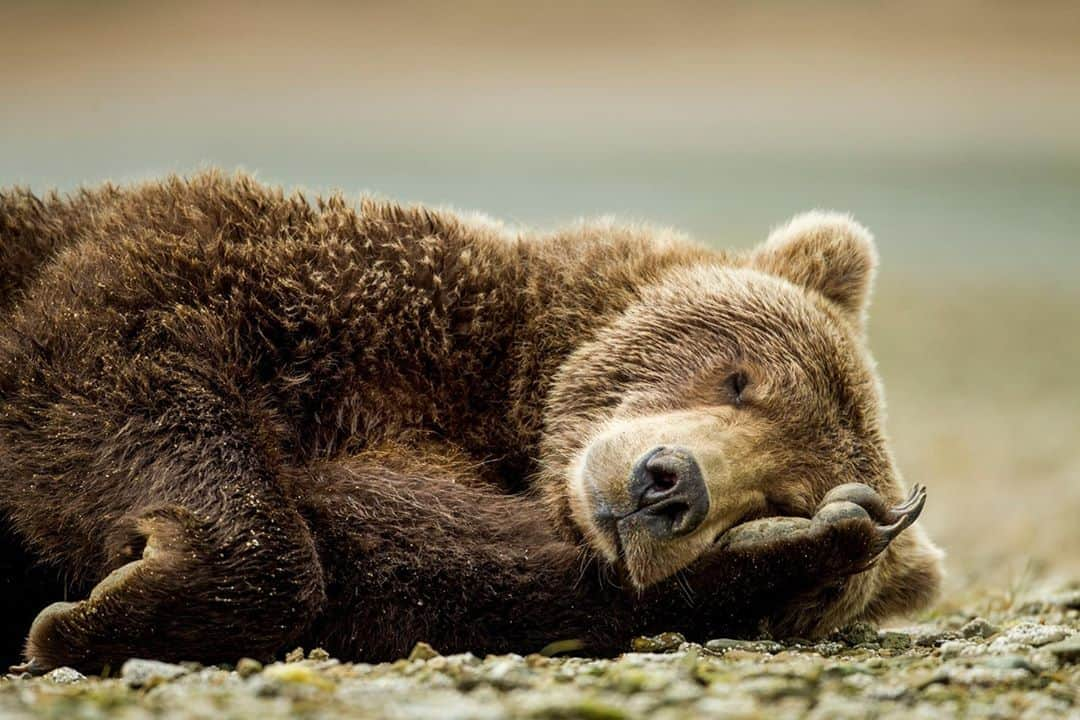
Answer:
[121,658,189,687]
[631,632,685,653]
[979,655,1041,673]
[835,621,878,646]
[284,647,305,663]
[43,667,85,684]
[1043,635,1080,663]
[994,622,1072,648]
[961,618,999,639]
[263,663,335,690]
[879,631,912,650]
[308,648,331,661]
[704,638,783,654]
[408,642,441,661]
[915,629,958,647]
[939,640,978,659]
[813,641,844,657]
[933,664,1033,687]
[1049,590,1080,609]
[236,657,264,677]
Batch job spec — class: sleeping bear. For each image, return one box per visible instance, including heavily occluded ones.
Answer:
[0,172,943,673]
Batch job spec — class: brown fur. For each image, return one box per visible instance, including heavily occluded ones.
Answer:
[0,172,942,672]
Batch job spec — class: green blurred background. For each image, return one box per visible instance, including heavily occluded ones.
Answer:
[2,1,1078,599]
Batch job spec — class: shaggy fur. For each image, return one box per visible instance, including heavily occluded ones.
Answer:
[0,172,942,672]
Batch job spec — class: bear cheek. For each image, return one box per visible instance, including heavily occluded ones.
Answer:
[618,520,719,588]
[566,438,633,563]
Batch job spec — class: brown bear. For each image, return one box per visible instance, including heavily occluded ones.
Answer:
[0,172,943,673]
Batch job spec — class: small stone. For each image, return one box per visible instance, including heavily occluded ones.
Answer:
[915,630,957,647]
[263,663,334,690]
[835,621,878,646]
[938,640,974,659]
[753,640,784,654]
[121,658,189,688]
[631,632,685,653]
[307,648,330,661]
[43,667,85,684]
[960,618,999,639]
[879,631,912,650]
[252,677,281,698]
[407,642,440,661]
[814,641,844,657]
[869,684,907,701]
[995,622,1071,647]
[936,664,1032,687]
[284,647,305,663]
[1043,635,1080,663]
[524,654,548,668]
[704,638,781,654]
[979,655,1040,673]
[1049,590,1080,609]
[236,658,263,677]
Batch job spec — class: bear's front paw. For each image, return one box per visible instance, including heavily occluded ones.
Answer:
[709,482,927,580]
[812,482,926,568]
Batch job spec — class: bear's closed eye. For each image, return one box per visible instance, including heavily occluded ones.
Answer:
[726,371,750,405]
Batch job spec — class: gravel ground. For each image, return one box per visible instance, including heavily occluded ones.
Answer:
[2,586,1077,719]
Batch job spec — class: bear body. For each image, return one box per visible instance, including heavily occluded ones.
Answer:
[0,173,942,672]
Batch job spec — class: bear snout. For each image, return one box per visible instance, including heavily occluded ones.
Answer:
[624,446,710,540]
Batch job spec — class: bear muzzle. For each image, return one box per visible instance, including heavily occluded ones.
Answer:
[621,445,710,540]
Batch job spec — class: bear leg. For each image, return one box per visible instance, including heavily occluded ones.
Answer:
[16,502,326,674]
[641,482,929,640]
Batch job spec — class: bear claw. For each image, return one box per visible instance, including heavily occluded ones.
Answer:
[813,482,927,569]
[875,484,926,545]
[8,658,46,676]
[818,482,926,527]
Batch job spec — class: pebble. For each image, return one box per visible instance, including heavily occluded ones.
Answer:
[705,638,783,654]
[813,641,845,657]
[979,655,1041,673]
[1049,590,1080,610]
[121,658,189,687]
[961,618,999,639]
[915,629,957,647]
[236,658,263,677]
[939,640,978,659]
[408,642,441,661]
[994,622,1072,648]
[932,664,1033,687]
[43,667,85,684]
[263,663,335,691]
[835,621,878,646]
[879,631,913,650]
[1043,635,1080,663]
[284,647,305,663]
[631,632,685,653]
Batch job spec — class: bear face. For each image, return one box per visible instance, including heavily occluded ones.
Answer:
[541,212,894,588]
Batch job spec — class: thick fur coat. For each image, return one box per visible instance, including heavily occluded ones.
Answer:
[0,173,942,672]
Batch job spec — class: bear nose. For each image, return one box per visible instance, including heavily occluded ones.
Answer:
[628,446,710,539]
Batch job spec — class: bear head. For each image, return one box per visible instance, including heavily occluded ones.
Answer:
[541,211,897,588]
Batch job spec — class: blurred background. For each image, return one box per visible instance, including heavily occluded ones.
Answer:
[2,1,1078,601]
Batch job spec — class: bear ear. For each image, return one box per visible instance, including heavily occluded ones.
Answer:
[750,211,879,329]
